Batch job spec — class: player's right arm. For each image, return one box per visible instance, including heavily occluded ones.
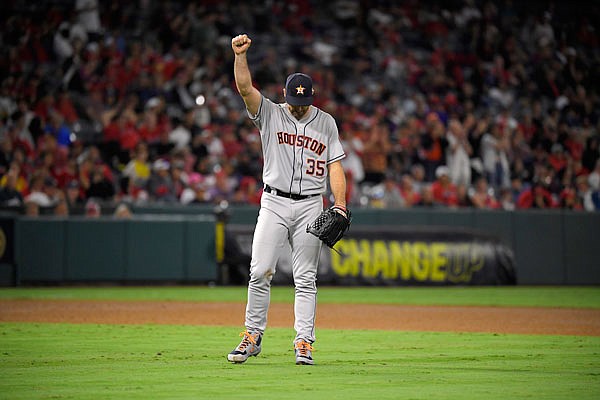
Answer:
[232,34,261,116]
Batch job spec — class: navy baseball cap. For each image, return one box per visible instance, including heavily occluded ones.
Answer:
[285,73,314,106]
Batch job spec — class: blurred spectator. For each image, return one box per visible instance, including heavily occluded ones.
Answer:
[559,186,583,210]
[86,162,116,201]
[84,198,101,218]
[481,122,511,189]
[53,22,74,62]
[220,126,244,160]
[64,179,85,209]
[415,184,436,208]
[148,158,176,202]
[361,120,391,184]
[0,162,28,197]
[0,138,13,174]
[209,164,236,204]
[589,160,600,192]
[234,132,263,182]
[183,172,211,205]
[122,142,151,194]
[231,176,262,206]
[113,202,133,219]
[421,113,448,182]
[170,159,187,200]
[56,90,79,125]
[455,184,472,208]
[410,164,427,194]
[75,0,102,42]
[180,172,203,204]
[85,145,114,181]
[446,117,472,186]
[53,199,70,216]
[468,118,489,175]
[370,174,406,209]
[431,166,458,207]
[0,167,24,207]
[168,116,192,151]
[9,111,35,152]
[576,175,599,212]
[399,174,421,207]
[54,156,79,189]
[517,183,555,209]
[469,177,500,209]
[24,200,40,216]
[43,177,65,205]
[499,188,516,211]
[139,97,170,144]
[45,111,73,149]
[104,112,141,152]
[200,127,225,166]
[24,174,54,207]
[341,128,365,185]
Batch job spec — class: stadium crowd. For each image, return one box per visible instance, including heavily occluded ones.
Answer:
[0,0,599,216]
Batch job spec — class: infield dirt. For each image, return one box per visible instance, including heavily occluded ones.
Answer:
[1,299,599,336]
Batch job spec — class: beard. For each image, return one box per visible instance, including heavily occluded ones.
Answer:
[289,105,310,120]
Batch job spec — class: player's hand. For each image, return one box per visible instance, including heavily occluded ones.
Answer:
[232,34,251,55]
[332,205,349,219]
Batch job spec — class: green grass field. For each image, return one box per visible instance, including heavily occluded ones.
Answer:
[2,286,600,308]
[1,286,600,399]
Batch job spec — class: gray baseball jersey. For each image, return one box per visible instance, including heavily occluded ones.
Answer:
[244,95,345,344]
[250,96,345,195]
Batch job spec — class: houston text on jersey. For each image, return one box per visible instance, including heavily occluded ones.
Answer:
[276,132,326,156]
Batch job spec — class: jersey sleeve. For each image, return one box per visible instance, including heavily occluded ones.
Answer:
[247,95,274,131]
[326,115,346,164]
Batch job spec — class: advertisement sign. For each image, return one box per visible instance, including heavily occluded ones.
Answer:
[225,225,516,286]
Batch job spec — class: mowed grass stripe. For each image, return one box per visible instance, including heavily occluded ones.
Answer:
[1,286,599,308]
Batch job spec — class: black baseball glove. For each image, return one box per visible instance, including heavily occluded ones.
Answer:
[306,206,352,252]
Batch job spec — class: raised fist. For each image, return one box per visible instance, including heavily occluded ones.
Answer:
[232,34,252,55]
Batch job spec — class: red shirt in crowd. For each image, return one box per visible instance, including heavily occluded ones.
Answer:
[431,180,458,206]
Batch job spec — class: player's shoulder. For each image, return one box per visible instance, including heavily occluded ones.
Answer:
[261,99,287,114]
[253,95,276,115]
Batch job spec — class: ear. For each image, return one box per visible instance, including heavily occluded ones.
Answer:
[283,88,286,97]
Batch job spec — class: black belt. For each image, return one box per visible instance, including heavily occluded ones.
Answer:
[264,185,320,200]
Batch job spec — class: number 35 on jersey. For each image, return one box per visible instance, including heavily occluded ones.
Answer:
[276,131,328,177]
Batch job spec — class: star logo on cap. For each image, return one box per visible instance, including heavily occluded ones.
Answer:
[295,85,306,95]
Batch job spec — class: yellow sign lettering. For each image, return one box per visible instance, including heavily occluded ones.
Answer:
[429,243,447,282]
[411,242,429,281]
[330,239,486,283]
[369,240,389,278]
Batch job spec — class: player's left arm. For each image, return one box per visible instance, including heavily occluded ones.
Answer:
[328,160,347,211]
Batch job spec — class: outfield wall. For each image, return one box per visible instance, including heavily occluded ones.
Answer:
[1,207,598,285]
[8,215,217,285]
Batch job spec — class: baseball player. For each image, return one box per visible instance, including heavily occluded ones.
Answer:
[227,34,348,365]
